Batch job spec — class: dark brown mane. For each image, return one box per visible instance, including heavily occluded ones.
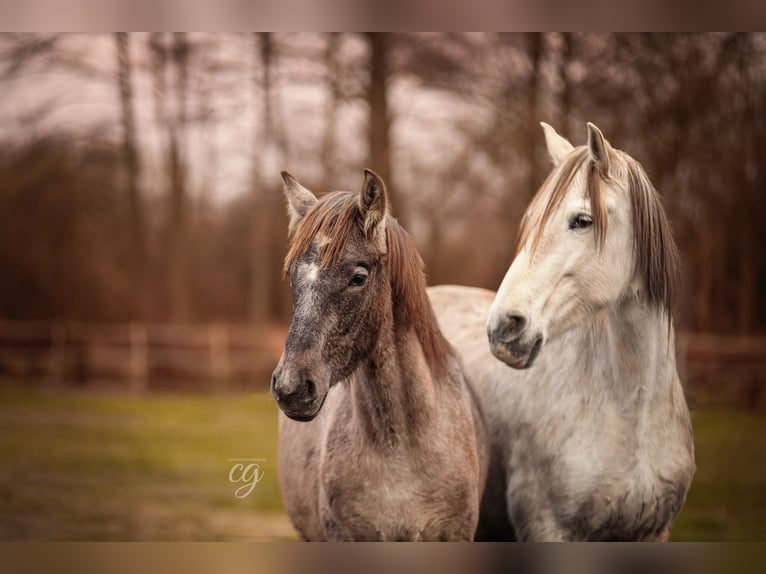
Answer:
[284,191,452,376]
[517,146,678,317]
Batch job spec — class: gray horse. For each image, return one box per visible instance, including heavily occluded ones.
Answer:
[272,169,488,541]
[430,123,695,541]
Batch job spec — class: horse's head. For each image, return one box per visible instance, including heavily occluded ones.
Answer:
[487,122,678,369]
[271,170,391,421]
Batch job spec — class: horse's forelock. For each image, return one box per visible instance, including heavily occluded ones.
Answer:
[283,190,452,376]
[517,147,608,256]
[283,191,360,276]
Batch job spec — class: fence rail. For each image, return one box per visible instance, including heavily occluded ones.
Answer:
[0,321,764,405]
[0,320,286,392]
[677,333,766,409]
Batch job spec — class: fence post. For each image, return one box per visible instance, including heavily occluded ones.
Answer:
[676,332,688,387]
[129,323,148,393]
[209,324,230,391]
[47,323,66,386]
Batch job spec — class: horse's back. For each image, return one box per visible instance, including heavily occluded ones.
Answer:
[428,284,519,403]
[427,285,495,327]
[428,284,519,540]
[427,285,498,366]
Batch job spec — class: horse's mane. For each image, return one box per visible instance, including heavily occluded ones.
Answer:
[284,191,452,376]
[517,146,679,318]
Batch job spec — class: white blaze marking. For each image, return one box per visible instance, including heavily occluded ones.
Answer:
[305,263,319,282]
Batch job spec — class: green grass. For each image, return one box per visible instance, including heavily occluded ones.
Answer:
[0,384,764,541]
[0,384,293,540]
[673,409,766,541]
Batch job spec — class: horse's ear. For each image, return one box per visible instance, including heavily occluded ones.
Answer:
[587,122,612,177]
[359,169,388,251]
[281,171,317,237]
[541,122,573,166]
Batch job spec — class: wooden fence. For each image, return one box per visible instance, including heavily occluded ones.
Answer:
[0,321,764,405]
[0,320,286,392]
[677,333,766,409]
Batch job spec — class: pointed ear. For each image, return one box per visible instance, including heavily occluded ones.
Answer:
[541,122,574,166]
[281,171,317,236]
[587,122,611,177]
[359,169,388,251]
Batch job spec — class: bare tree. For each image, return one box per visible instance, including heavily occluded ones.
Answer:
[1,33,765,337]
[366,33,399,218]
[248,32,287,325]
[523,33,544,202]
[733,33,759,333]
[150,32,191,321]
[114,33,147,319]
[321,33,342,190]
[557,33,574,140]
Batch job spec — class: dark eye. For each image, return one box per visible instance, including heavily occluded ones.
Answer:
[349,269,368,287]
[570,214,593,230]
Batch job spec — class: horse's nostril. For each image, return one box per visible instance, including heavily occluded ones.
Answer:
[500,312,528,341]
[305,379,317,399]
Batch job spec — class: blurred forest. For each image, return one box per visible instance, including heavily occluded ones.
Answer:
[0,33,764,335]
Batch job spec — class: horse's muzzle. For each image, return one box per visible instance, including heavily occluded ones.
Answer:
[271,364,326,421]
[487,310,543,369]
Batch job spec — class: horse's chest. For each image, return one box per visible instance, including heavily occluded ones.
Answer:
[557,465,686,540]
[318,449,475,541]
[511,437,688,540]
[503,381,693,540]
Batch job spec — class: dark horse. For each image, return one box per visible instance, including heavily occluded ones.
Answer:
[272,169,488,541]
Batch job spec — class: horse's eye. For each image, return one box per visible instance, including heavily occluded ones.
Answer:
[349,271,368,287]
[570,214,593,230]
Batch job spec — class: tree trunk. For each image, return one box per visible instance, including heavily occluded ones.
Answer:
[150,32,190,322]
[525,33,544,202]
[248,33,281,326]
[321,33,341,191]
[258,33,290,165]
[557,33,573,141]
[114,33,147,319]
[735,34,756,334]
[259,32,274,163]
[366,33,399,219]
[168,33,190,322]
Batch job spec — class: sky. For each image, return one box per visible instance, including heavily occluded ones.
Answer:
[0,33,490,213]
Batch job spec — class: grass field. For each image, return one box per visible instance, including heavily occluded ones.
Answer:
[0,384,764,541]
[0,385,292,541]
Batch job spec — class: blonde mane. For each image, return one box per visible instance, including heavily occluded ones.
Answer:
[517,146,679,316]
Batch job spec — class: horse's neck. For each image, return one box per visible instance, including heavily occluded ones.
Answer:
[539,299,688,480]
[563,300,677,407]
[349,320,441,449]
